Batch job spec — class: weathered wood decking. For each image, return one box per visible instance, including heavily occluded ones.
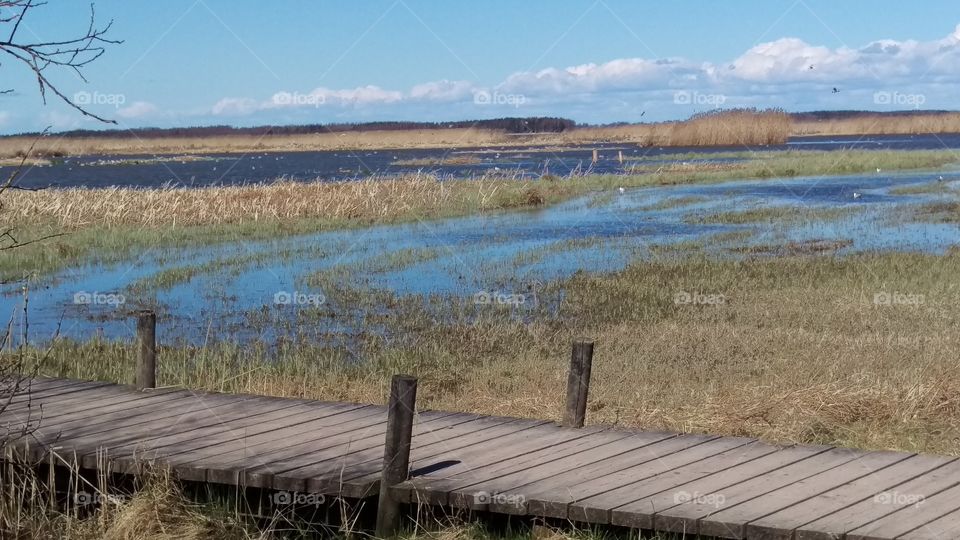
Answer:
[3,377,960,539]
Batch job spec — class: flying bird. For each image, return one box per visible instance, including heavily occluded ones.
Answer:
[832,87,840,93]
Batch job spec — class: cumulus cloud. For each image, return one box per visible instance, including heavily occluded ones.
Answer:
[117,101,158,119]
[209,23,960,121]
[212,97,259,116]
[499,58,701,95]
[408,80,475,102]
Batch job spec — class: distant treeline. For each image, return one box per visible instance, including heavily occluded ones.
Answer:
[20,117,576,139]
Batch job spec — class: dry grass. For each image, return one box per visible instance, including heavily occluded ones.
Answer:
[794,112,960,136]
[0,110,793,158]
[3,175,517,229]
[5,111,960,159]
[0,128,513,158]
[22,252,960,456]
[0,463,257,540]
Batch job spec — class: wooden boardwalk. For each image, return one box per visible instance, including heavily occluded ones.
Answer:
[3,377,960,539]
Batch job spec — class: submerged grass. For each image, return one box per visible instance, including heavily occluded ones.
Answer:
[4,150,957,282]
[691,205,859,225]
[17,251,960,455]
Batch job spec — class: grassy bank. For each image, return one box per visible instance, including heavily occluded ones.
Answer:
[19,250,960,455]
[3,149,956,282]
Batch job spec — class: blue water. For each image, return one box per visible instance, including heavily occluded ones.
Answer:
[2,170,958,346]
[7,133,960,190]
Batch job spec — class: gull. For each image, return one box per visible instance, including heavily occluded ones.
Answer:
[876,168,882,173]
[852,192,862,199]
[618,187,625,194]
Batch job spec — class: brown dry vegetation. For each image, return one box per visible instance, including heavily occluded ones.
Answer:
[0,109,792,157]
[22,252,960,456]
[794,112,960,136]
[7,110,960,159]
[4,176,476,228]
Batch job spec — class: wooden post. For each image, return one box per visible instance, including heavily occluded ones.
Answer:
[563,340,594,428]
[618,150,624,164]
[592,149,599,163]
[136,310,156,390]
[376,374,418,538]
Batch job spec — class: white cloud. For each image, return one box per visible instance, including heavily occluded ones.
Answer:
[409,80,475,102]
[117,101,158,119]
[0,111,10,128]
[200,22,960,123]
[212,97,259,116]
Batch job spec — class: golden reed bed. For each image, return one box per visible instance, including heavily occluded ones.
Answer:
[4,110,959,160]
[0,109,793,157]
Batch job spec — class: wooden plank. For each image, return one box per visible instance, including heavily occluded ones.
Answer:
[898,508,960,540]
[78,397,320,471]
[26,390,191,436]
[171,408,484,488]
[846,484,960,540]
[7,391,193,455]
[6,386,182,427]
[395,424,614,505]
[306,415,545,497]
[339,417,552,498]
[30,393,271,444]
[198,407,392,486]
[18,391,268,461]
[746,454,953,540]
[2,377,91,398]
[796,458,960,540]
[2,381,119,412]
[637,446,856,534]
[516,436,756,517]
[563,440,781,523]
[8,377,960,540]
[696,450,912,539]
[167,405,382,481]
[447,431,683,510]
[267,412,491,492]
[19,390,250,446]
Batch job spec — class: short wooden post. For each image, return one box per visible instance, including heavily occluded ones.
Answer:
[618,150,624,164]
[375,374,418,538]
[563,340,594,428]
[136,310,156,390]
[592,149,599,163]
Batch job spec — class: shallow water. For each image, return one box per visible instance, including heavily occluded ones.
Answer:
[8,133,960,190]
[3,170,958,346]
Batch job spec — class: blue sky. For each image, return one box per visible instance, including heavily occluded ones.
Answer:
[1,0,958,134]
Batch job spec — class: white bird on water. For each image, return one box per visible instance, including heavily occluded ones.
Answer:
[618,187,625,195]
[876,168,882,173]
[852,192,862,199]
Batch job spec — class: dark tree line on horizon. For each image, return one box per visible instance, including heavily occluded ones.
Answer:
[9,117,578,139]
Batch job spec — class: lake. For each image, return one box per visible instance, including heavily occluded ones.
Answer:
[8,133,960,189]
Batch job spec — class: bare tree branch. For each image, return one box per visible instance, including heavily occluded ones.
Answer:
[0,1,121,123]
